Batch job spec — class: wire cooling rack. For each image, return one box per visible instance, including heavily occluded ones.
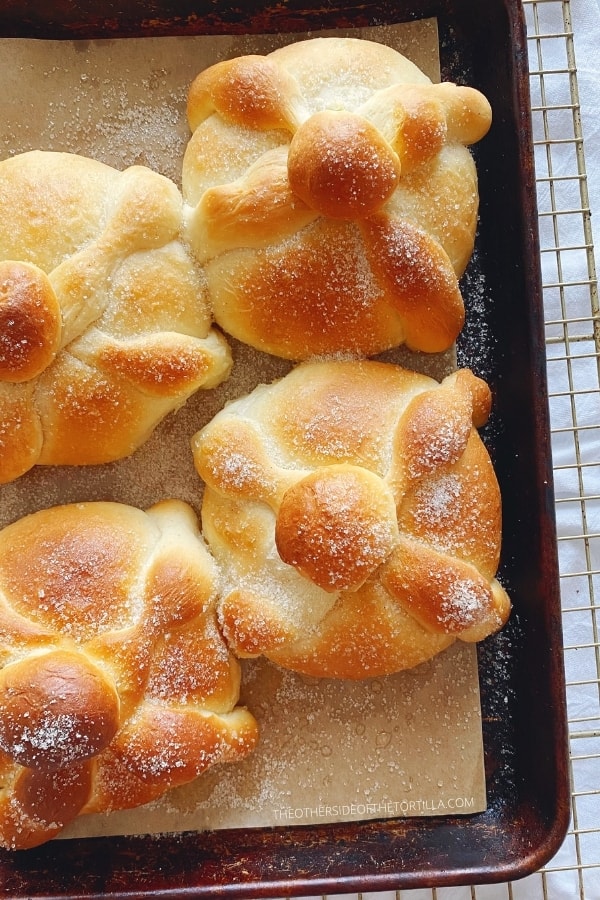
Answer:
[272,1,600,898]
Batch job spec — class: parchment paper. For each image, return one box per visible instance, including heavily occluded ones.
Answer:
[0,19,488,837]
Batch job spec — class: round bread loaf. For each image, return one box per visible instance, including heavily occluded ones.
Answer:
[192,359,511,679]
[183,37,492,359]
[0,499,258,850]
[0,150,232,484]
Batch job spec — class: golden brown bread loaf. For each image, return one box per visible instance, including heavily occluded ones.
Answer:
[0,150,232,484]
[182,37,492,359]
[192,359,511,678]
[0,499,258,850]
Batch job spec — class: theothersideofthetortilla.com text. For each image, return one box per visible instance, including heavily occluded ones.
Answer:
[273,796,477,821]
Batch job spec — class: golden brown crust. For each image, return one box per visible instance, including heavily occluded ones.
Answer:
[0,261,62,383]
[192,359,511,679]
[0,383,44,484]
[187,55,302,133]
[0,150,232,484]
[287,111,402,218]
[275,465,399,592]
[0,761,94,851]
[380,537,506,641]
[266,580,456,679]
[359,213,465,353]
[0,500,258,850]
[183,37,491,359]
[0,651,121,772]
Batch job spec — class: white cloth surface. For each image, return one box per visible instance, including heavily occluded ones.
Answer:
[548,0,600,900]
[571,1,600,253]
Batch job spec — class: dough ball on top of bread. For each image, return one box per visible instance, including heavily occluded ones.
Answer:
[0,499,258,850]
[0,150,232,485]
[183,36,492,360]
[192,359,511,679]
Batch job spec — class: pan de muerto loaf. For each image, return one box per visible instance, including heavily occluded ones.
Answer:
[183,37,492,359]
[0,150,232,484]
[192,360,511,679]
[0,499,258,850]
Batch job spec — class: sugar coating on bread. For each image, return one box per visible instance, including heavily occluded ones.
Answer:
[183,37,492,359]
[0,499,258,850]
[192,359,510,678]
[0,150,232,484]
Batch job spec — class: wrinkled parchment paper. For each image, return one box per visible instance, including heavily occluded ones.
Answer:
[0,19,488,837]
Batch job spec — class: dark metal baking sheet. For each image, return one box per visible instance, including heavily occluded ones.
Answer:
[0,0,570,894]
